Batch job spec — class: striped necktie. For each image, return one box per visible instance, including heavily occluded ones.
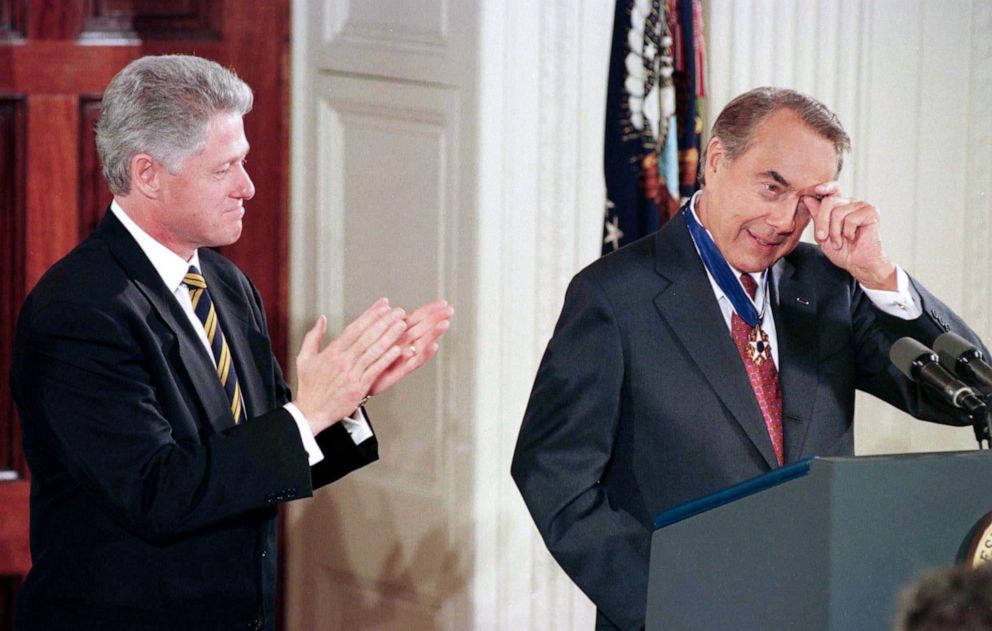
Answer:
[182,265,247,425]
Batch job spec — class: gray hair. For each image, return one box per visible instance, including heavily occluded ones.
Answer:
[700,87,851,185]
[96,54,253,195]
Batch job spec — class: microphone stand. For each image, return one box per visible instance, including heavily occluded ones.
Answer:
[969,397,992,449]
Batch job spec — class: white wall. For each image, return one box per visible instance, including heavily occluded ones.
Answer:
[288,1,991,629]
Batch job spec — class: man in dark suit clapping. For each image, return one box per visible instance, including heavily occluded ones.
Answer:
[11,54,452,631]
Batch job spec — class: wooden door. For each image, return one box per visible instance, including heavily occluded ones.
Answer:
[0,2,290,627]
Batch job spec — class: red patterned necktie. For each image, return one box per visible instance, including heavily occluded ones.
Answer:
[731,273,784,466]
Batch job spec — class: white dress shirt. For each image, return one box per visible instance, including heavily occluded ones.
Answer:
[685,193,921,367]
[110,200,374,466]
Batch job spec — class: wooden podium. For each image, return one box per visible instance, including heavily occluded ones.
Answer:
[647,451,992,630]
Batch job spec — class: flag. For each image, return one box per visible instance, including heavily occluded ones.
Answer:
[671,0,706,200]
[602,0,680,255]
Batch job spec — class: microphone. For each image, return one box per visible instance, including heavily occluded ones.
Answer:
[889,338,988,417]
[933,331,992,396]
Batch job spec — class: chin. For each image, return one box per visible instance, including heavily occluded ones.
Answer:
[212,229,243,248]
[228,221,244,240]
[731,253,777,274]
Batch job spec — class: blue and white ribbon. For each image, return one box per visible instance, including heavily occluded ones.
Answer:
[683,205,767,328]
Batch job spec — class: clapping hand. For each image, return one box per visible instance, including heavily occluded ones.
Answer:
[293,298,452,435]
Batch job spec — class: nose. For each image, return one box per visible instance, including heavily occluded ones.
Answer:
[766,198,798,233]
[233,163,255,201]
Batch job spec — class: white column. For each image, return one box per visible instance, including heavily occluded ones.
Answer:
[473,2,609,628]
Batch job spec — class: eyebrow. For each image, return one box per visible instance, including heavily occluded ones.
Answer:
[217,145,250,168]
[759,170,790,188]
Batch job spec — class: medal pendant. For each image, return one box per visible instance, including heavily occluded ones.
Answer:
[746,326,771,366]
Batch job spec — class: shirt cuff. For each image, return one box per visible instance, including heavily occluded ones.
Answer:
[861,266,922,320]
[283,402,324,466]
[341,407,374,445]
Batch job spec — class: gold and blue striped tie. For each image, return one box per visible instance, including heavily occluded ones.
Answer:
[182,266,247,425]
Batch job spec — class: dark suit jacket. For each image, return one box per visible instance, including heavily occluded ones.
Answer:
[10,211,377,631]
[511,213,982,630]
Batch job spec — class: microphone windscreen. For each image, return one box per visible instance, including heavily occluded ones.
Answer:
[934,331,976,365]
[889,337,932,381]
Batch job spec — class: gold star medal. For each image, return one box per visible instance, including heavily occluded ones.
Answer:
[746,326,772,366]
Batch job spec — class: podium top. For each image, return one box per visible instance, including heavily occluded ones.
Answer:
[653,458,814,529]
[653,450,989,530]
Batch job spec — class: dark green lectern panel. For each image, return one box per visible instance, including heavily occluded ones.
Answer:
[647,451,992,631]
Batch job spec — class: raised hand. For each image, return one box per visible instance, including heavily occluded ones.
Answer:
[802,181,897,290]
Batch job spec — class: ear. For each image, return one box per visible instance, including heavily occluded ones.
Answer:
[130,153,164,199]
[704,136,726,178]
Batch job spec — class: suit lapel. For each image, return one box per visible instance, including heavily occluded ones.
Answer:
[652,214,779,468]
[100,211,238,434]
[771,257,819,461]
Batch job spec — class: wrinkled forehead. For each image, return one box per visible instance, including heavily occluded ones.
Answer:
[739,112,841,183]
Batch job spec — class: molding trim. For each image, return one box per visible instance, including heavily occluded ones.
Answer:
[0,97,25,475]
[324,0,448,52]
[0,0,26,40]
[313,0,468,85]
